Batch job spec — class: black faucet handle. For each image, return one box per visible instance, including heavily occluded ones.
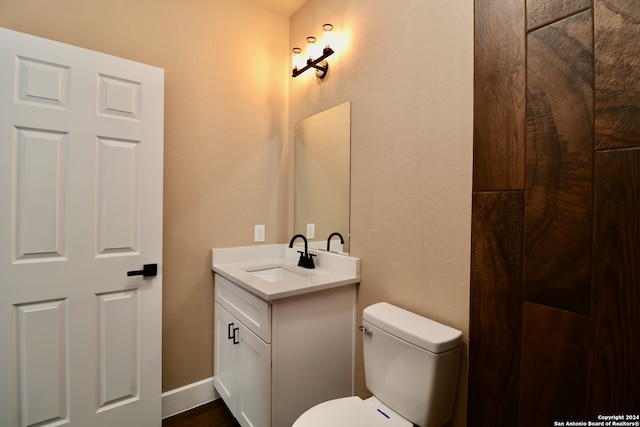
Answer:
[296,251,316,269]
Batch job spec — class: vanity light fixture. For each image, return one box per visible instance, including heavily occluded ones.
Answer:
[292,24,334,79]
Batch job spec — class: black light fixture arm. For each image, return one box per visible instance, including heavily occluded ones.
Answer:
[292,47,334,78]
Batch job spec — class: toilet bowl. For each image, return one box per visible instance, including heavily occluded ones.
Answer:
[292,302,463,427]
[292,396,411,427]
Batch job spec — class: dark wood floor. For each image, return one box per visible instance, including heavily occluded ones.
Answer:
[162,399,240,427]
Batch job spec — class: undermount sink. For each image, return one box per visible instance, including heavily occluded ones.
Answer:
[211,244,360,300]
[246,266,308,283]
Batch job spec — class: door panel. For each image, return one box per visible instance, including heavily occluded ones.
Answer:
[0,27,164,427]
[97,290,138,408]
[96,137,140,255]
[97,74,141,120]
[16,299,69,426]
[14,128,68,261]
[17,56,71,110]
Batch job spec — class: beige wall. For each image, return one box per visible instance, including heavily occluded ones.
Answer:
[289,1,473,426]
[1,0,473,424]
[0,0,290,391]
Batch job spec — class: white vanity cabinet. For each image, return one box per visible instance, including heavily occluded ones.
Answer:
[214,302,271,427]
[213,273,356,427]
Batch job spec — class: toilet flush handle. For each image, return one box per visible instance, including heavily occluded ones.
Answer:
[359,326,372,337]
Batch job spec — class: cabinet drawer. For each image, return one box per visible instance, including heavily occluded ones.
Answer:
[215,274,271,343]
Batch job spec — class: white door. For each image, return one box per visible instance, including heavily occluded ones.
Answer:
[0,28,164,427]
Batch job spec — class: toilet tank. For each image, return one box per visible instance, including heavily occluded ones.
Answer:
[362,302,462,427]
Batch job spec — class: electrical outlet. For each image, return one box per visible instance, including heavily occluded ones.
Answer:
[254,224,265,242]
[306,223,315,239]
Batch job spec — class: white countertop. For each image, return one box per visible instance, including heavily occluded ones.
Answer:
[211,244,360,301]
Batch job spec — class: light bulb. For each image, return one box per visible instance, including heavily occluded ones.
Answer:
[292,47,303,71]
[322,24,333,48]
[306,36,319,60]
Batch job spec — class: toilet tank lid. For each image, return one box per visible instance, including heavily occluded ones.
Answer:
[363,302,462,354]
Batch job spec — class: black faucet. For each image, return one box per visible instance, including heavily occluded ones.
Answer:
[326,232,345,252]
[288,234,316,269]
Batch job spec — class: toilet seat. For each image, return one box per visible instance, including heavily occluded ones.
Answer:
[292,396,412,427]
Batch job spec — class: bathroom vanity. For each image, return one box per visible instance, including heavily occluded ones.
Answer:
[211,244,360,427]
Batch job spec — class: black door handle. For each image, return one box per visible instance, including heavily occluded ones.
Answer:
[127,264,158,277]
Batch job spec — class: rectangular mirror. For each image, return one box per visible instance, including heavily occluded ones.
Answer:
[294,101,351,254]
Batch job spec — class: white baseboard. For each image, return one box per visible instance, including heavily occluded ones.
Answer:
[161,377,220,419]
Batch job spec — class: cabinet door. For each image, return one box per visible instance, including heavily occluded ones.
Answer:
[236,323,271,427]
[213,303,238,410]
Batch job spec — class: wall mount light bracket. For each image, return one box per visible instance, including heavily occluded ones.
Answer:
[292,47,334,78]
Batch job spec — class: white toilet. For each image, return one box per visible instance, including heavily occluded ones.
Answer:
[293,302,463,427]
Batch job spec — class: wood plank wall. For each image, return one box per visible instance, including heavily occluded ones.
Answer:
[470,0,640,424]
